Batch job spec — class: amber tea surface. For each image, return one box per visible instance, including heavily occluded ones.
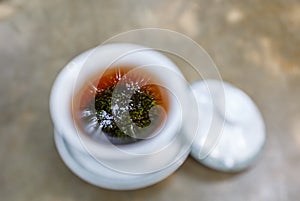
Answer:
[73,66,170,145]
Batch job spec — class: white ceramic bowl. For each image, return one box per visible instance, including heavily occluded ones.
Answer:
[50,43,196,189]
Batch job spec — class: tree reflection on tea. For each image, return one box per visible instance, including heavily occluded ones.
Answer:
[74,66,170,145]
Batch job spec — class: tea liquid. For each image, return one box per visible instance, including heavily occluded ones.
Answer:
[73,66,169,145]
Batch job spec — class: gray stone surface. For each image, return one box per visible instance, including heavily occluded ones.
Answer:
[1,0,300,200]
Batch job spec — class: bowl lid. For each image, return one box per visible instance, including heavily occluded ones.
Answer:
[190,80,266,172]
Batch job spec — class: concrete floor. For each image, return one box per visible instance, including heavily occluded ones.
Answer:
[1,0,300,200]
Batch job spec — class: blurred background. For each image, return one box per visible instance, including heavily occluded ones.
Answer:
[1,0,300,200]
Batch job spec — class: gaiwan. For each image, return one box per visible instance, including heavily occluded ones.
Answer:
[50,43,197,190]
